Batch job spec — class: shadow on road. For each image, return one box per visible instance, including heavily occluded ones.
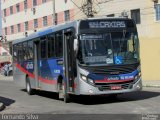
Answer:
[0,96,15,108]
[21,89,160,105]
[72,90,160,105]
[21,89,60,100]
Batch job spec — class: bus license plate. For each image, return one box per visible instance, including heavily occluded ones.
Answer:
[111,85,122,90]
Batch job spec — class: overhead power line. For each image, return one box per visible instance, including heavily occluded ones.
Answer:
[70,0,84,14]
[70,0,112,18]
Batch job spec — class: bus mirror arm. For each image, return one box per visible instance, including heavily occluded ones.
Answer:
[73,39,79,57]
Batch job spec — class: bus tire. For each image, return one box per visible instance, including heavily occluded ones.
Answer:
[63,81,70,103]
[26,76,34,95]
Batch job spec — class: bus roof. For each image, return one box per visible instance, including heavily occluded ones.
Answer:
[12,20,78,44]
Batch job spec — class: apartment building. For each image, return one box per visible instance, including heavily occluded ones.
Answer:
[1,0,74,42]
[74,0,160,81]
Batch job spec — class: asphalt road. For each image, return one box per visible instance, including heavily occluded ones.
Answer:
[0,78,160,114]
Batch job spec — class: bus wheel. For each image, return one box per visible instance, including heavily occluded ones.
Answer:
[26,76,34,95]
[62,81,70,103]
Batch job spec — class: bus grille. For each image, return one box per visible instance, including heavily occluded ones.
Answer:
[80,63,139,75]
[96,80,134,91]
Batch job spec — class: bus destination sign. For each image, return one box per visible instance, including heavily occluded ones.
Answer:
[89,21,126,28]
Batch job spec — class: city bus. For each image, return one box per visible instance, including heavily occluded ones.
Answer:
[12,17,142,103]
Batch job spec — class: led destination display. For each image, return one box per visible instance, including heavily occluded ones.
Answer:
[79,19,135,30]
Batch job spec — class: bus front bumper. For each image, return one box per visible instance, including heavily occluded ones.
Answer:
[78,78,142,95]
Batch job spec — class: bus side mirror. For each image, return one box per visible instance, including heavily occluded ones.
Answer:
[74,39,79,57]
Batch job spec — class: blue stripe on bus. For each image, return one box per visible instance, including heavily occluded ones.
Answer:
[88,70,138,81]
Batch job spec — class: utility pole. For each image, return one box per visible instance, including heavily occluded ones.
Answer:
[82,0,94,18]
[81,0,114,18]
[52,0,56,25]
[87,0,94,17]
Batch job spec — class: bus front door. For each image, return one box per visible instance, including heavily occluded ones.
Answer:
[64,31,76,94]
[34,41,41,89]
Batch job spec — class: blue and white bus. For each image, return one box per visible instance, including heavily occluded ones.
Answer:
[12,17,142,102]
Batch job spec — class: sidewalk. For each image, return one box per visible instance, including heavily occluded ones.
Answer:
[0,75,13,81]
[142,80,160,88]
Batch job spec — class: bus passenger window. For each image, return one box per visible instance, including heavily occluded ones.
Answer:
[40,40,47,59]
[17,43,23,62]
[13,45,18,63]
[23,42,28,60]
[55,32,63,57]
[28,41,33,60]
[48,34,55,58]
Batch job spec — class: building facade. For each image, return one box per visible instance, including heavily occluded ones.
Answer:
[1,0,74,63]
[1,0,74,41]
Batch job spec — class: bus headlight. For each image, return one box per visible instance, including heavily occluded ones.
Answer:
[80,74,95,85]
[81,74,87,81]
[135,72,141,80]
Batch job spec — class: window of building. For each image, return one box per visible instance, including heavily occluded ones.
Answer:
[11,26,14,34]
[4,9,6,17]
[131,9,141,24]
[25,21,28,31]
[107,14,115,17]
[34,19,38,28]
[42,0,47,3]
[33,0,37,6]
[155,4,160,21]
[16,4,20,12]
[17,24,21,32]
[5,27,7,35]
[64,10,70,21]
[43,16,48,26]
[55,13,57,25]
[10,6,13,15]
[24,0,28,10]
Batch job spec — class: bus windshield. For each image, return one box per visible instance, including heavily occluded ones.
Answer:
[78,32,139,66]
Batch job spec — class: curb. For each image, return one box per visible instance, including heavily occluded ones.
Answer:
[0,102,5,112]
[142,85,160,88]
